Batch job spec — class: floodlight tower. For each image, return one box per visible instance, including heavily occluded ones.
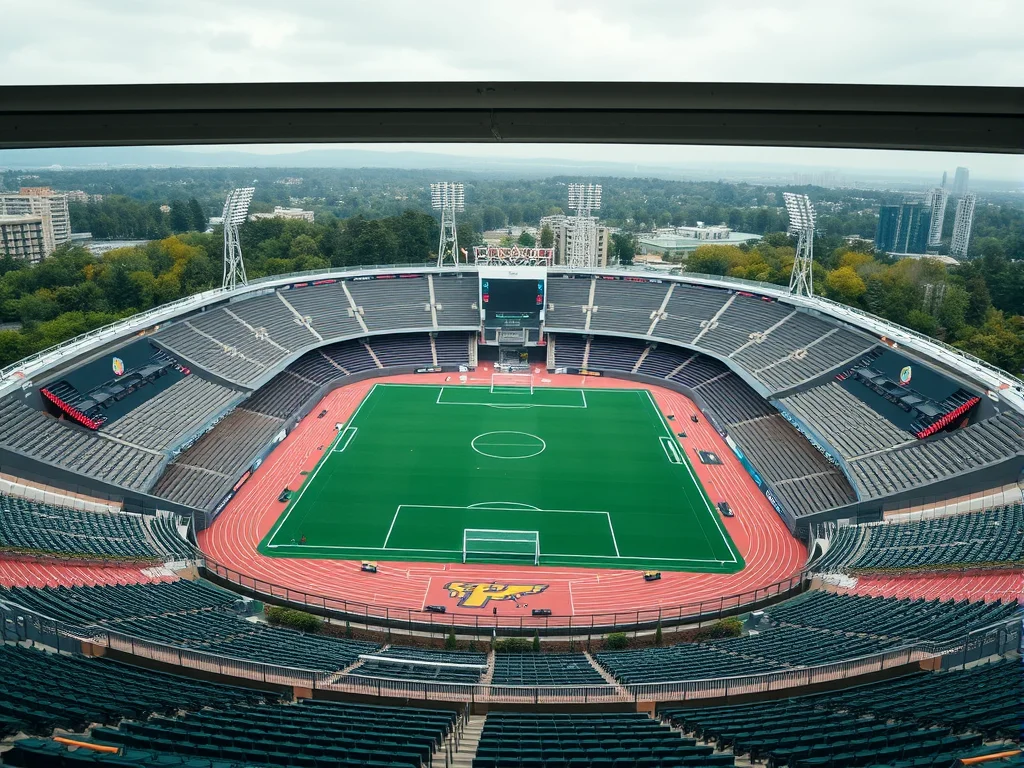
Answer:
[222,187,255,290]
[566,183,602,269]
[784,192,816,297]
[431,182,465,267]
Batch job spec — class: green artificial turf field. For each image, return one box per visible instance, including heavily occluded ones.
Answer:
[258,383,743,572]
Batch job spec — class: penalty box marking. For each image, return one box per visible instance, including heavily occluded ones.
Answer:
[382,504,620,557]
[331,427,358,454]
[434,386,588,408]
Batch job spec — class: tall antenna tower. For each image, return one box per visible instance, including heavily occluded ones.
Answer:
[222,187,255,290]
[784,192,816,297]
[431,182,464,267]
[566,183,602,269]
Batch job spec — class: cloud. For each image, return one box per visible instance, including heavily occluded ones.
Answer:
[1,0,1021,86]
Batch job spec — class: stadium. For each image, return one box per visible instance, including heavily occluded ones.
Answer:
[0,82,1022,768]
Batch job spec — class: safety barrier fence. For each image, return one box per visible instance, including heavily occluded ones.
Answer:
[200,556,806,635]
[3,600,1016,704]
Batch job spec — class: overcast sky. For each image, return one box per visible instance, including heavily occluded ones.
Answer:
[2,1,1022,179]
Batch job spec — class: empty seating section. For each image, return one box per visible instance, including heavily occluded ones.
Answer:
[0,493,159,560]
[552,334,587,368]
[475,712,732,768]
[281,282,364,339]
[636,344,694,378]
[811,524,867,572]
[0,399,163,492]
[545,277,592,329]
[322,337,381,372]
[817,504,1024,572]
[1,580,380,671]
[848,410,1024,499]
[585,336,646,372]
[662,659,1022,766]
[492,653,606,686]
[433,274,480,326]
[187,306,290,366]
[699,296,792,356]
[435,332,472,366]
[2,579,235,624]
[597,643,774,684]
[780,382,913,460]
[150,408,284,510]
[758,328,876,391]
[153,318,267,384]
[239,370,319,418]
[148,514,196,559]
[349,276,432,331]
[371,333,434,367]
[669,355,729,389]
[116,612,378,670]
[728,414,857,515]
[229,292,320,350]
[588,279,669,334]
[100,375,239,450]
[351,646,487,684]
[73,699,458,768]
[826,659,1023,742]
[695,372,774,423]
[598,592,1016,685]
[0,644,272,736]
[654,285,732,343]
[663,698,996,768]
[765,590,1020,643]
[732,312,829,372]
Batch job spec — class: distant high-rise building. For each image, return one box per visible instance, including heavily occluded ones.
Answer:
[877,202,932,255]
[950,193,977,259]
[927,187,948,249]
[0,215,48,264]
[952,167,970,196]
[941,171,947,189]
[539,214,611,267]
[875,206,901,252]
[0,187,71,258]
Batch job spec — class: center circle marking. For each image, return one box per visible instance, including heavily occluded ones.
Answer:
[471,431,546,460]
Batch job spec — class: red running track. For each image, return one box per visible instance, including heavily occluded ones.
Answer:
[838,570,1024,603]
[198,367,807,622]
[0,558,176,588]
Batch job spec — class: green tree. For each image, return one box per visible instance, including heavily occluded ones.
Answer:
[187,198,207,231]
[445,629,457,651]
[517,231,537,247]
[610,232,635,266]
[532,631,540,653]
[539,224,554,248]
[169,199,192,233]
[824,266,867,304]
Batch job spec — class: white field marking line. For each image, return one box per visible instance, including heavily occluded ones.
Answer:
[470,431,546,459]
[421,576,432,610]
[605,511,621,558]
[382,506,402,549]
[265,384,379,548]
[568,582,576,614]
[642,388,740,566]
[468,501,542,510]
[659,436,683,464]
[432,384,588,409]
[581,389,587,409]
[331,427,358,454]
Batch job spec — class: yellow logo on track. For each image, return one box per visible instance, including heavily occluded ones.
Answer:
[444,582,548,608]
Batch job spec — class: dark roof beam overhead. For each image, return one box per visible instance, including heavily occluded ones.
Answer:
[1,81,1021,153]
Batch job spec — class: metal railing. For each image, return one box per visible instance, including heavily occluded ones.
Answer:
[47,612,1019,704]
[200,556,805,635]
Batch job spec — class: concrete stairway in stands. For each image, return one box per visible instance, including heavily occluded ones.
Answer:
[451,715,486,768]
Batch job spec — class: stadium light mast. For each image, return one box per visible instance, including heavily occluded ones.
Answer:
[431,182,464,267]
[784,192,816,297]
[566,183,602,269]
[222,187,255,290]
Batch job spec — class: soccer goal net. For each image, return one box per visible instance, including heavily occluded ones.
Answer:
[463,529,540,565]
[491,372,534,394]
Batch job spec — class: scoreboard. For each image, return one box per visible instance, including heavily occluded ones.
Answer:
[478,266,546,330]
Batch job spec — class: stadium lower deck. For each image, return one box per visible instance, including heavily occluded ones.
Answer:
[198,366,806,622]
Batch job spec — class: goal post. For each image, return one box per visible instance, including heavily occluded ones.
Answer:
[490,372,534,394]
[463,529,540,565]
